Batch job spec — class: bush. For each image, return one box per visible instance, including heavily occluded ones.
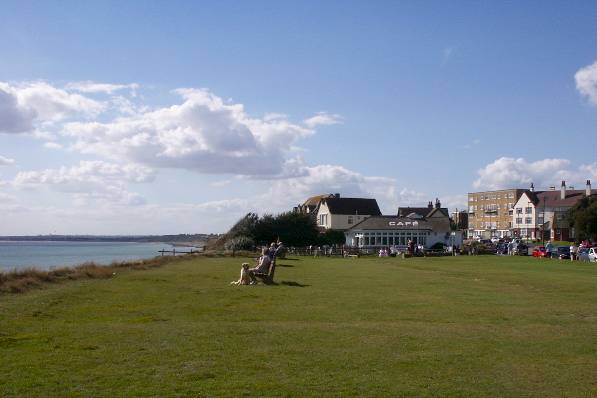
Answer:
[224,236,255,251]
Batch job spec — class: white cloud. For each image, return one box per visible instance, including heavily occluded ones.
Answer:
[474,157,597,190]
[575,61,597,105]
[263,112,288,121]
[0,87,36,133]
[13,161,155,206]
[0,155,15,166]
[441,194,468,212]
[63,88,325,177]
[303,112,343,128]
[0,192,16,202]
[0,81,105,133]
[579,162,597,181]
[66,81,139,95]
[43,142,63,149]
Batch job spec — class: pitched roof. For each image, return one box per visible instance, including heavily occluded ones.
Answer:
[348,215,433,231]
[397,206,449,218]
[526,189,597,208]
[397,207,431,218]
[427,207,450,217]
[321,197,381,215]
[303,194,334,207]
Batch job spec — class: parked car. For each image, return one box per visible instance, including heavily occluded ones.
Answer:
[589,247,597,262]
[577,248,590,262]
[490,236,500,244]
[495,243,508,255]
[532,246,547,257]
[554,246,570,260]
[513,243,528,256]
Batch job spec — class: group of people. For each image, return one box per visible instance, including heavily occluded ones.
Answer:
[376,240,424,257]
[569,240,592,261]
[505,240,524,256]
[230,241,283,285]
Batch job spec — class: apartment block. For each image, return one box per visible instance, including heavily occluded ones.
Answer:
[467,188,526,239]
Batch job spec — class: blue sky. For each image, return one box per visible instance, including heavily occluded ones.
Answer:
[1,1,596,234]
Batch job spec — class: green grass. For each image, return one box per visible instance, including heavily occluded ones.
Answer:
[1,255,596,397]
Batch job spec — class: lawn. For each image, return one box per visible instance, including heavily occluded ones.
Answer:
[1,255,596,397]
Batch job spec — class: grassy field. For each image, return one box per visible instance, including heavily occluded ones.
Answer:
[1,255,596,397]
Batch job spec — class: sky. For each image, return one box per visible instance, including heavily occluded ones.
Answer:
[0,1,596,235]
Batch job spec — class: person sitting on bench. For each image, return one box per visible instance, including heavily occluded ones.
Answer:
[249,247,271,282]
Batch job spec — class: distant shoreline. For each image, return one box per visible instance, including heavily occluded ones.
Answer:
[0,234,214,244]
[0,241,203,271]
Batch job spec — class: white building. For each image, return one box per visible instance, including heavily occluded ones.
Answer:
[315,195,381,231]
[512,180,595,241]
[345,206,462,249]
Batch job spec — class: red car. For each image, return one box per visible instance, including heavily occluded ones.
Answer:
[532,246,547,257]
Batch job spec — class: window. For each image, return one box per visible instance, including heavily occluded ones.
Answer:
[525,217,532,224]
[319,214,327,226]
[516,208,522,214]
[525,207,532,214]
[516,217,522,224]
[347,216,353,225]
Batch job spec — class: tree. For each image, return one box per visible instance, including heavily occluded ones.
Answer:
[224,236,255,252]
[227,213,259,239]
[219,211,323,249]
[567,195,597,242]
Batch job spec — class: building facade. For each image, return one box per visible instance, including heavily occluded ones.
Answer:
[344,213,461,249]
[451,210,469,232]
[467,188,526,239]
[512,180,595,241]
[315,196,382,231]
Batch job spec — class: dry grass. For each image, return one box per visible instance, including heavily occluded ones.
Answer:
[0,254,194,294]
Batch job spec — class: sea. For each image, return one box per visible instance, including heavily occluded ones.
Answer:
[0,241,173,271]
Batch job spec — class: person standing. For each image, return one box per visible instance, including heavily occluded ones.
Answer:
[545,240,554,259]
[570,243,577,261]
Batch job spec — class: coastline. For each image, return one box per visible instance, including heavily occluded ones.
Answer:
[0,252,196,294]
[0,241,173,271]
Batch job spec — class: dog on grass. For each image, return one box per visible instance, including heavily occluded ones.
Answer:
[230,263,252,285]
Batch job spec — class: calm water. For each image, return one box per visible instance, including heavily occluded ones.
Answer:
[0,241,171,271]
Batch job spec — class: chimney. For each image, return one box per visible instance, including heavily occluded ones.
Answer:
[560,180,566,200]
[435,198,441,209]
[587,180,592,197]
[530,182,535,192]
[427,201,433,209]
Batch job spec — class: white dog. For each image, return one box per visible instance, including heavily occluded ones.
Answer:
[230,263,251,285]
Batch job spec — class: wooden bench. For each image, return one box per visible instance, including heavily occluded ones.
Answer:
[253,260,276,285]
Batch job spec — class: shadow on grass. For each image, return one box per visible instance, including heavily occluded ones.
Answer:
[280,281,310,287]
[276,263,294,267]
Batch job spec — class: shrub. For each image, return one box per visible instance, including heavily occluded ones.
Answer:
[224,236,255,251]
